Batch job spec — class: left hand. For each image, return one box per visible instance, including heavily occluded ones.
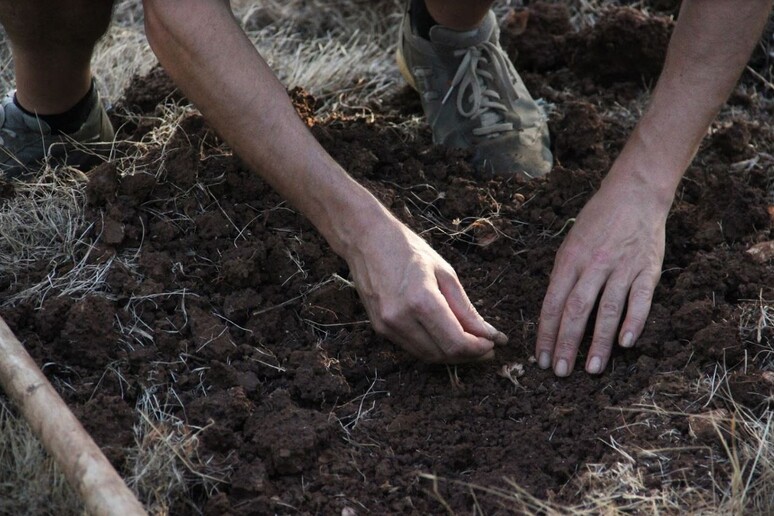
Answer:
[535,171,671,376]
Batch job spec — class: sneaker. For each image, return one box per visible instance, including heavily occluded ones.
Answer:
[0,87,114,180]
[397,7,552,178]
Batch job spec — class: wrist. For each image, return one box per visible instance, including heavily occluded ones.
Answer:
[311,179,397,259]
[605,125,687,211]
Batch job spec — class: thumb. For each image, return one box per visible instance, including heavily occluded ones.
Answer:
[436,267,508,345]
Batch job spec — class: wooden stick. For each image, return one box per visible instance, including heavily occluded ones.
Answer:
[0,316,146,516]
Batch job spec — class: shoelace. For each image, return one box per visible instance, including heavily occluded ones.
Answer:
[442,41,516,138]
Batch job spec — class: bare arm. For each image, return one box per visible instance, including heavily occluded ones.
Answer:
[141,0,507,363]
[536,0,773,376]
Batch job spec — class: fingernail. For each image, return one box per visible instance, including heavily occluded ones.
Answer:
[587,356,602,374]
[555,358,569,377]
[538,351,551,369]
[485,322,508,345]
[621,332,634,348]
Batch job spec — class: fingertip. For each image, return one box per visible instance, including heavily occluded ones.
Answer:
[586,355,602,375]
[554,358,571,377]
[479,321,505,344]
[537,350,551,369]
[620,331,635,348]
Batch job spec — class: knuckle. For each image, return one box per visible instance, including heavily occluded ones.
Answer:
[555,339,577,357]
[536,326,558,347]
[590,336,614,353]
[630,286,653,305]
[599,300,621,318]
[564,295,588,321]
[379,304,403,328]
[440,264,459,281]
[589,249,614,269]
[535,334,556,351]
[541,293,564,319]
[407,290,434,314]
[557,242,581,263]
[626,313,647,330]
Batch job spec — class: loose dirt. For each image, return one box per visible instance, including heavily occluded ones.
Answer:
[1,3,772,514]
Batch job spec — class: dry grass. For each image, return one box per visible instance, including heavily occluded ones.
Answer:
[0,169,89,303]
[126,391,230,516]
[423,393,774,515]
[740,293,774,368]
[0,404,83,516]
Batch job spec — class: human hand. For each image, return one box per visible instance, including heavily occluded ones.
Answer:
[535,172,670,376]
[343,214,507,363]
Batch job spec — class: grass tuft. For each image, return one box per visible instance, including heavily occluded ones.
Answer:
[0,400,83,516]
[126,391,230,516]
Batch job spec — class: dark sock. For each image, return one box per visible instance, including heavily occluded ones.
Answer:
[410,0,438,40]
[13,81,97,135]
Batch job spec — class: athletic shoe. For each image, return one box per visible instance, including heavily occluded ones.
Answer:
[0,87,114,179]
[397,7,552,178]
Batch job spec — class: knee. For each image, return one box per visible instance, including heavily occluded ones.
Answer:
[0,0,114,49]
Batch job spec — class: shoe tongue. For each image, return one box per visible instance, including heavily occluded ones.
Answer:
[428,11,495,48]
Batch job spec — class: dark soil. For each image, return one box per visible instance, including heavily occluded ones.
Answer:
[2,4,773,515]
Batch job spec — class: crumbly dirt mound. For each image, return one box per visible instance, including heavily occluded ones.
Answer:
[1,8,773,515]
[504,4,673,86]
[570,7,673,85]
[118,64,184,114]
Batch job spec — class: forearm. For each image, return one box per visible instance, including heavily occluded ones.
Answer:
[610,0,772,204]
[141,1,506,363]
[142,0,392,257]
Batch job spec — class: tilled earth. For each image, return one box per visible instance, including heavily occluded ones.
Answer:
[1,3,773,514]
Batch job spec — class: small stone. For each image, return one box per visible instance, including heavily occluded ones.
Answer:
[746,241,774,263]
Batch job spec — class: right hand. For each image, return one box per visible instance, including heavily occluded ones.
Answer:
[535,166,669,376]
[343,214,507,364]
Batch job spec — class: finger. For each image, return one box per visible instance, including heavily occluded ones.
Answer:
[553,269,609,377]
[535,265,579,370]
[585,274,630,374]
[379,285,494,363]
[618,270,659,348]
[474,350,496,362]
[440,347,496,365]
[436,266,508,345]
[381,315,447,363]
[414,286,496,362]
